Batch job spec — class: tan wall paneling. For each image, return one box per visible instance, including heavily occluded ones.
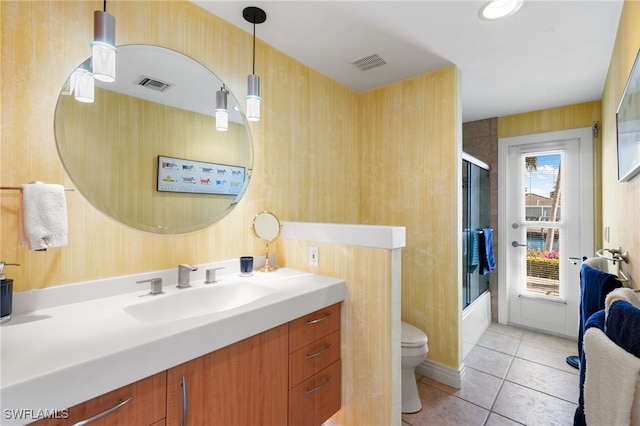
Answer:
[601,0,640,287]
[259,47,361,224]
[277,239,398,425]
[498,101,601,138]
[357,66,463,368]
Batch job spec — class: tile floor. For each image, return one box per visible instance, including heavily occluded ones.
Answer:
[402,322,580,426]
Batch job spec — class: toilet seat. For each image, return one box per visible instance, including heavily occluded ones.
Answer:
[401,321,428,348]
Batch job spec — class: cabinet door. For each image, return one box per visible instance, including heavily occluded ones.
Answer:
[288,360,341,426]
[29,372,166,426]
[166,324,288,426]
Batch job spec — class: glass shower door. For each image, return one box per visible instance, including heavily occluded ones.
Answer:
[462,158,490,309]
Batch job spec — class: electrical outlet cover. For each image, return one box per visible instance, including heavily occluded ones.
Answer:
[309,246,319,267]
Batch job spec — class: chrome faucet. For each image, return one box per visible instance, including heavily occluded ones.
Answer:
[136,277,164,295]
[177,264,197,289]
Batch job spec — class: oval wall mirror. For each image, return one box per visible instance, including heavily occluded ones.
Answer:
[251,211,281,272]
[54,44,253,234]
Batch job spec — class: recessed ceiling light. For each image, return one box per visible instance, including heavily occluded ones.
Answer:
[479,0,523,21]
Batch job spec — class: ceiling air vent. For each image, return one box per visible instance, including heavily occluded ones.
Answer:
[351,53,387,72]
[135,75,174,92]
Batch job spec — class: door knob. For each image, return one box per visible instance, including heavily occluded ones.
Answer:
[511,241,527,248]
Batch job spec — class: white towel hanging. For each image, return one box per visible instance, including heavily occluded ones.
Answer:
[584,327,640,426]
[19,183,68,250]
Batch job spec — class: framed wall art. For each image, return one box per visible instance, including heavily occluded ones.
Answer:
[616,48,640,182]
[157,155,245,195]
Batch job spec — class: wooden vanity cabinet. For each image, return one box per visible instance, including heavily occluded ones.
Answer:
[29,372,166,426]
[288,303,342,426]
[166,324,289,426]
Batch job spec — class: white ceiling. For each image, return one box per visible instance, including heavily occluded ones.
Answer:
[191,0,624,122]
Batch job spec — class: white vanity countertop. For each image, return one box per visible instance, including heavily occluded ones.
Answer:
[0,268,346,424]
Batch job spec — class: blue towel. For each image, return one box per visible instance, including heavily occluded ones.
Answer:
[574,309,606,426]
[577,264,622,359]
[606,299,640,358]
[468,229,480,273]
[479,228,496,275]
[586,309,606,330]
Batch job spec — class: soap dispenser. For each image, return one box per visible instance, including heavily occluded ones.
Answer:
[1,262,19,324]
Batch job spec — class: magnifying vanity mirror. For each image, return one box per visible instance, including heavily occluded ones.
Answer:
[54,44,253,234]
[251,211,282,272]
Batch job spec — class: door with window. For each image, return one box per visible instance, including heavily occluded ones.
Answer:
[498,127,593,338]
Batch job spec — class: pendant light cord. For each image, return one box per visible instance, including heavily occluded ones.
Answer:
[103,0,107,12]
[252,22,256,74]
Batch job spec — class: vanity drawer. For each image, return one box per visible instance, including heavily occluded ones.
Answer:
[288,360,341,426]
[29,371,166,426]
[289,329,341,388]
[289,303,341,353]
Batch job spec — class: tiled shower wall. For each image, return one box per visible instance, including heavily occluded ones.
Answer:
[462,118,499,322]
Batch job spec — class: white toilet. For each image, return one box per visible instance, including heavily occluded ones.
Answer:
[401,321,429,414]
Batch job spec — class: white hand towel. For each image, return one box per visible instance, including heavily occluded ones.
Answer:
[19,183,68,250]
[584,256,610,273]
[584,327,640,426]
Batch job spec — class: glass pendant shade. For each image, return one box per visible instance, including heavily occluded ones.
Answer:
[215,109,229,132]
[215,86,229,132]
[246,74,261,122]
[92,10,116,82]
[61,76,73,96]
[74,68,94,103]
[92,42,116,82]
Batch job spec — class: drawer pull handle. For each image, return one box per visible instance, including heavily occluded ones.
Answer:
[306,343,331,359]
[181,376,188,426]
[306,312,331,325]
[306,375,331,394]
[72,397,132,426]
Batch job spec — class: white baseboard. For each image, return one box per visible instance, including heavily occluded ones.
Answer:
[415,292,490,391]
[416,359,465,389]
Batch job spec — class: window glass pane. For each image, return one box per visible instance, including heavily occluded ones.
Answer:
[523,153,561,222]
[526,226,560,297]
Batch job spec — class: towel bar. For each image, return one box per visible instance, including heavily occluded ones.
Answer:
[463,228,484,235]
[1,185,75,192]
[596,247,629,265]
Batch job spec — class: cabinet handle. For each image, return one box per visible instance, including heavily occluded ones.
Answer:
[71,397,132,426]
[306,312,331,325]
[306,375,331,394]
[306,343,331,359]
[181,376,188,426]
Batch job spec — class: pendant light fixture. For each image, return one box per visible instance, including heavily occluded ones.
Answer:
[92,0,117,82]
[243,6,266,122]
[73,64,95,103]
[215,85,229,132]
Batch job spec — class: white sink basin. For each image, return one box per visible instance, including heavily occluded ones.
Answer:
[124,281,275,324]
